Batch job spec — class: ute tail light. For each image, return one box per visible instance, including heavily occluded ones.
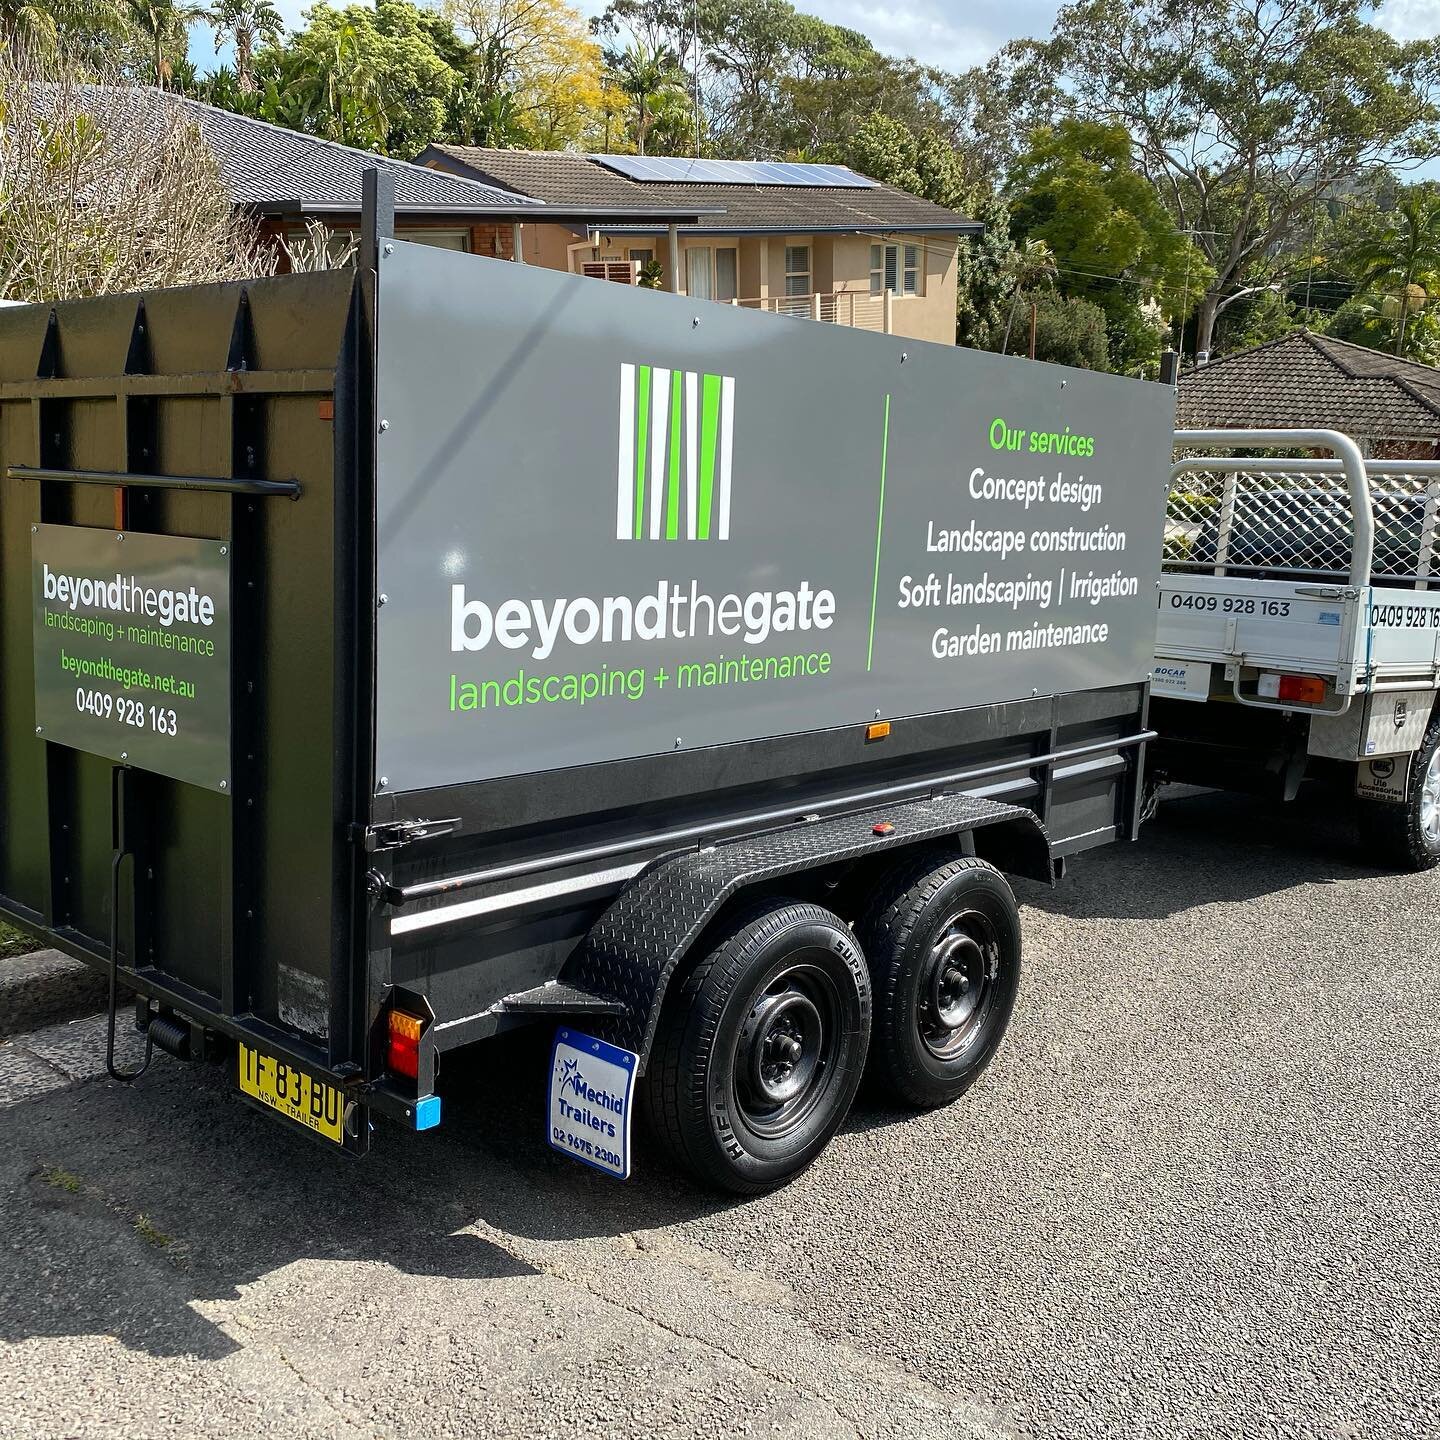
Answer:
[387,1008,424,1080]
[1257,672,1327,706]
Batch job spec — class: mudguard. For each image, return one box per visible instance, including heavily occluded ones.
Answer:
[571,792,1050,1067]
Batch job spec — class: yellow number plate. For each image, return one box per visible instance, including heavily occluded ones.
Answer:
[238,1042,345,1144]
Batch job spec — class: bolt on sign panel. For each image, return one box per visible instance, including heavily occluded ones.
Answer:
[31,524,232,793]
[373,240,1174,794]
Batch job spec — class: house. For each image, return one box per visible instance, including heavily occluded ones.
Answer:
[70,88,705,264]
[415,147,983,345]
[1178,330,1440,459]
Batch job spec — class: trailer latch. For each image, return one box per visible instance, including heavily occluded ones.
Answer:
[358,816,461,852]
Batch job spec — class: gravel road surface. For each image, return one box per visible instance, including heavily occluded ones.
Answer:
[1,786,1436,1440]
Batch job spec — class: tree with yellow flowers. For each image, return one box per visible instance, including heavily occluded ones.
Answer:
[444,0,604,148]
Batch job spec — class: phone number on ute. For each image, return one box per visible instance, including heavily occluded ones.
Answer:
[75,687,179,736]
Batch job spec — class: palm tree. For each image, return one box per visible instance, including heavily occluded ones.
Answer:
[0,0,59,48]
[609,41,684,157]
[1001,238,1058,354]
[1345,188,1440,357]
[273,16,388,149]
[127,0,208,86]
[207,0,281,92]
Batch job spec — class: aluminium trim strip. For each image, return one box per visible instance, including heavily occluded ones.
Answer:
[391,861,647,936]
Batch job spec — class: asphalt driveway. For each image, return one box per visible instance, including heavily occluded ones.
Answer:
[1,786,1436,1440]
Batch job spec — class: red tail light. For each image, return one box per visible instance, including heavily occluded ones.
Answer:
[1258,672,1327,706]
[387,1008,423,1079]
[1277,674,1326,705]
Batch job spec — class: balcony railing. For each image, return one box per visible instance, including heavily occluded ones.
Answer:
[730,290,894,333]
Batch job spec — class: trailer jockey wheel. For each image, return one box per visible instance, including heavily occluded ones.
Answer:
[859,853,1022,1109]
[1359,715,1440,873]
[644,899,871,1195]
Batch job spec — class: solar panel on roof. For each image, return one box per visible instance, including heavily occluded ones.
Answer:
[589,155,876,187]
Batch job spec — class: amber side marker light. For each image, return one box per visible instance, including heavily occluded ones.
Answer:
[387,1009,424,1080]
[865,721,891,742]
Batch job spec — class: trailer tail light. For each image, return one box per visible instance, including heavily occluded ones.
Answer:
[387,1008,424,1080]
[1258,672,1326,705]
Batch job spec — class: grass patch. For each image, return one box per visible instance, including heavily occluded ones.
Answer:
[134,1213,172,1247]
[40,1166,84,1194]
[0,920,34,960]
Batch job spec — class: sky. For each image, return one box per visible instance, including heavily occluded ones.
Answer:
[195,0,1440,100]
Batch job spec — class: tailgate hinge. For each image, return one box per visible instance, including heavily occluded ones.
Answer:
[357,816,461,852]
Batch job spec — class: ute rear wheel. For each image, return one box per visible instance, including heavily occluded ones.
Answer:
[644,899,870,1195]
[859,853,1021,1109]
[1358,716,1440,872]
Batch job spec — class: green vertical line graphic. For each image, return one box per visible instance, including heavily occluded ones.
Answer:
[633,364,650,539]
[666,371,683,539]
[866,393,891,672]
[698,373,720,540]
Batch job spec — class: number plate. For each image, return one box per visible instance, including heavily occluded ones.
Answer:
[547,1028,638,1179]
[238,1042,345,1144]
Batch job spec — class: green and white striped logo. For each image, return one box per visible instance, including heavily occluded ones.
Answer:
[616,362,734,540]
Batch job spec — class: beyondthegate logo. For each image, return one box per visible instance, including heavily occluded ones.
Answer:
[617,362,734,541]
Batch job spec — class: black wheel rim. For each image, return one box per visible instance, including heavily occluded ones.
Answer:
[918,907,1000,1061]
[734,956,842,1140]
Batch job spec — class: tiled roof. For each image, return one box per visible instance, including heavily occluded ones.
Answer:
[1178,330,1440,441]
[80,87,535,213]
[417,145,980,234]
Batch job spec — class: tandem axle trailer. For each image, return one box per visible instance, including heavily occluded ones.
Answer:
[0,177,1173,1192]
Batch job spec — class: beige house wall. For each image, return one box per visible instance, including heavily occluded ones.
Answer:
[494,222,960,345]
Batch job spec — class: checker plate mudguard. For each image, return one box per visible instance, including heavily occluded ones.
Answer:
[572,792,1050,1066]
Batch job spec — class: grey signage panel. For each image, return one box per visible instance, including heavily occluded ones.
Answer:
[375,241,1174,793]
[31,524,232,792]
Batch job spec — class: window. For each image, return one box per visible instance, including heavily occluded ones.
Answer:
[784,244,810,298]
[682,245,739,300]
[402,228,470,252]
[903,243,920,295]
[629,247,654,267]
[686,246,713,300]
[870,242,922,296]
[715,247,738,302]
[284,225,359,268]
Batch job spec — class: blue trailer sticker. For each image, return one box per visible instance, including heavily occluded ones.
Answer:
[548,1028,638,1179]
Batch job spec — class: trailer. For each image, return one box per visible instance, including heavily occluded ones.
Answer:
[1151,428,1440,871]
[1,178,1173,1193]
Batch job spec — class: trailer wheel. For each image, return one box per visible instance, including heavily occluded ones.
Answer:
[1358,716,1440,872]
[859,853,1021,1109]
[644,899,870,1195]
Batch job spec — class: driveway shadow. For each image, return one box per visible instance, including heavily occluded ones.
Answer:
[1016,782,1394,922]
[0,780,1398,1361]
[0,1028,736,1361]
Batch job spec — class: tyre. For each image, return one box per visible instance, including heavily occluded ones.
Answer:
[1358,715,1440,872]
[644,899,871,1195]
[858,853,1021,1109]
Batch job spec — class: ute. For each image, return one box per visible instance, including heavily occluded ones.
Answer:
[0,175,1173,1193]
[1152,428,1440,871]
